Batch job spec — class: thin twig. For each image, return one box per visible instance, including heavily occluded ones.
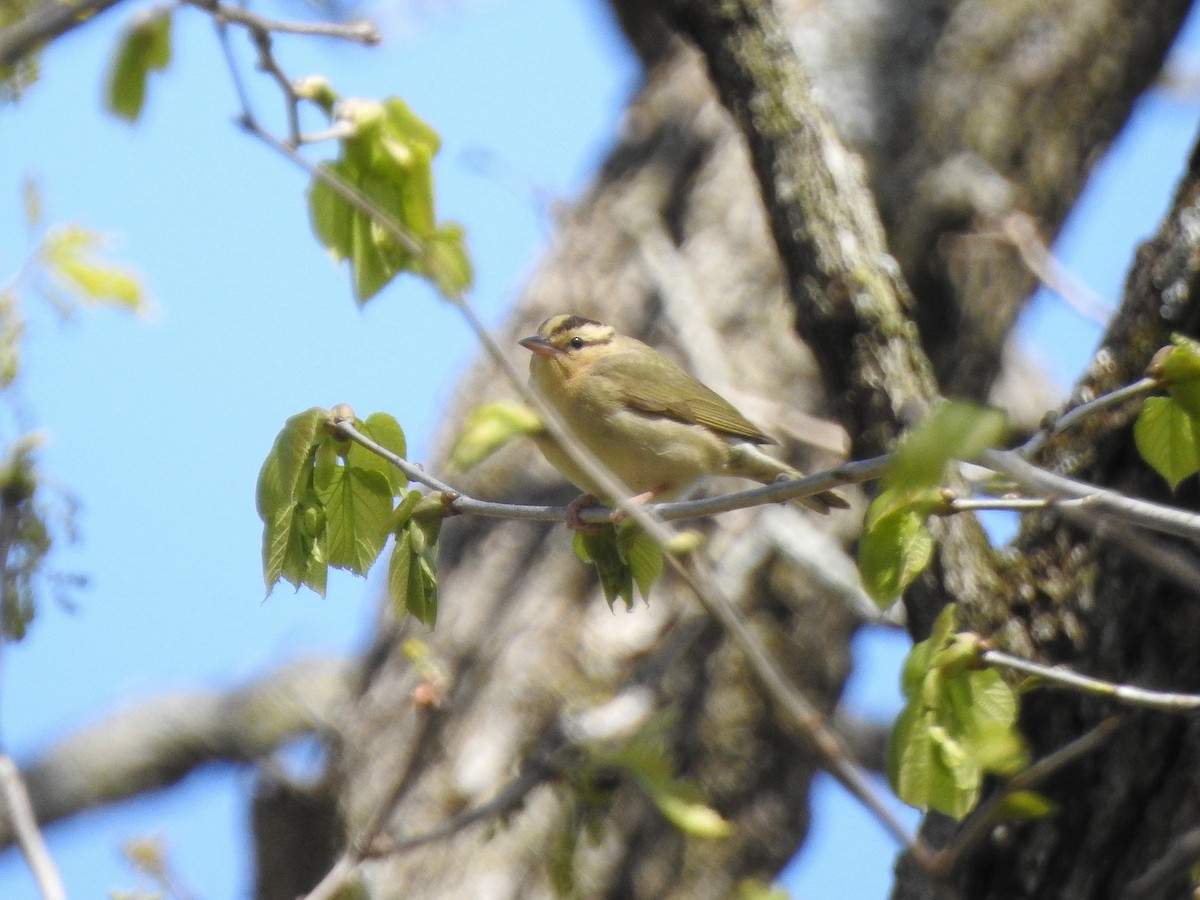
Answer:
[182,0,380,44]
[0,755,65,900]
[929,716,1123,878]
[1122,825,1200,900]
[369,757,553,855]
[247,28,302,147]
[983,449,1200,545]
[982,650,1200,713]
[942,497,1068,514]
[333,419,878,525]
[1020,377,1159,458]
[996,211,1115,326]
[302,751,556,899]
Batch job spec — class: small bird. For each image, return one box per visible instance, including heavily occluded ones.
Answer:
[519,314,849,521]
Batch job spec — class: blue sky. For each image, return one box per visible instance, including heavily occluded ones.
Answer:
[0,1,1197,897]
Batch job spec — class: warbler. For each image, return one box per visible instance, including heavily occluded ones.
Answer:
[519,314,849,518]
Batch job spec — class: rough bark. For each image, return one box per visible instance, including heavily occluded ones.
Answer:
[317,1,1198,899]
[899,127,1200,900]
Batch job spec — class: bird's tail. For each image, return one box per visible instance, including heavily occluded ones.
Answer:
[726,443,850,514]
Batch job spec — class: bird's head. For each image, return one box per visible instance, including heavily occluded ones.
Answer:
[519,314,617,376]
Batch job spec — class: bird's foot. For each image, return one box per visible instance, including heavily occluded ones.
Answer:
[565,493,604,532]
[609,487,667,525]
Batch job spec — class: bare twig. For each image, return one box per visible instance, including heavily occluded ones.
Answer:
[303,756,553,900]
[1020,377,1159,458]
[929,716,1123,878]
[332,417,879,525]
[983,449,1200,545]
[982,650,1200,713]
[1122,825,1200,900]
[995,211,1115,326]
[371,757,553,856]
[182,0,379,44]
[0,755,65,900]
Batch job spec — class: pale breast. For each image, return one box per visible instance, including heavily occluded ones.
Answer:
[529,361,728,499]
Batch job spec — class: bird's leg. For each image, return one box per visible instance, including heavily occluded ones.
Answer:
[565,493,603,532]
[609,486,669,525]
[566,485,671,531]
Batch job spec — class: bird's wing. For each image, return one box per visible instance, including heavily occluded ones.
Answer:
[597,351,773,444]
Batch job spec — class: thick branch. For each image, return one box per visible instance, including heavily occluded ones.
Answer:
[0,0,125,69]
[0,657,350,844]
[665,0,938,456]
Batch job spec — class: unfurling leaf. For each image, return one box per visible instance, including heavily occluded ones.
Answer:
[888,401,1008,492]
[41,226,146,313]
[449,401,543,470]
[306,95,472,303]
[258,408,418,601]
[856,401,1006,608]
[388,519,438,628]
[858,489,938,608]
[573,522,663,609]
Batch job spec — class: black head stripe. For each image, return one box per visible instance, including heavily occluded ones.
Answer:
[549,315,603,337]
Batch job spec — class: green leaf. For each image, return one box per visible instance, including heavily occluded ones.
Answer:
[992,789,1055,822]
[1161,335,1200,420]
[308,164,354,263]
[389,489,423,532]
[888,401,1008,491]
[388,523,438,627]
[889,604,1028,820]
[106,8,172,123]
[858,497,935,608]
[321,465,393,574]
[257,408,327,520]
[383,96,441,155]
[1134,396,1200,490]
[42,226,145,313]
[422,223,473,299]
[350,412,408,493]
[574,525,634,610]
[638,779,733,839]
[449,401,543,470]
[617,522,663,602]
[257,408,328,592]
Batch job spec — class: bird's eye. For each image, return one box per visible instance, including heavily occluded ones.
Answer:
[569,336,585,350]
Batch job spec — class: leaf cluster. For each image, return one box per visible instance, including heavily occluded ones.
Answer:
[889,605,1034,820]
[256,407,440,626]
[573,522,663,610]
[307,96,472,303]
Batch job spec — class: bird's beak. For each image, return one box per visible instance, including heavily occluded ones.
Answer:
[519,335,561,358]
